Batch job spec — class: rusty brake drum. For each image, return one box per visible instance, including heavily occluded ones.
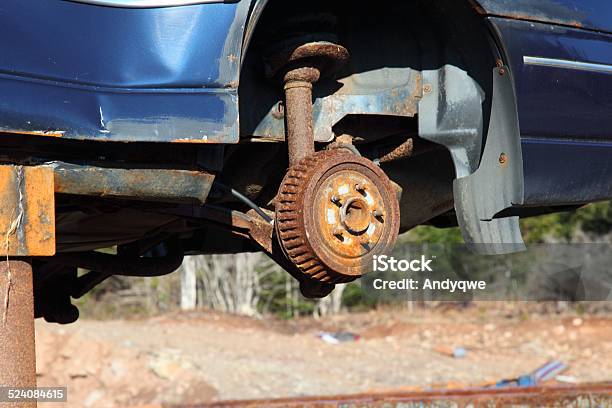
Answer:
[275,150,400,283]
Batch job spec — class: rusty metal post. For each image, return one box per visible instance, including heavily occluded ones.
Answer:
[0,259,37,408]
[0,164,55,407]
[283,66,320,166]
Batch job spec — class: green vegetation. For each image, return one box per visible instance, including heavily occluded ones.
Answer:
[406,201,611,245]
[522,201,611,243]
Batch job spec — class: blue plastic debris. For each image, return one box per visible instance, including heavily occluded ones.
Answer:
[496,360,567,388]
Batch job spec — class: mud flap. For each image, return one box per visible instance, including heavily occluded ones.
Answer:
[454,66,525,254]
[419,66,525,254]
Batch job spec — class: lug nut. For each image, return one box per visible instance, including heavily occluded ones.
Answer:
[331,195,342,206]
[355,183,366,193]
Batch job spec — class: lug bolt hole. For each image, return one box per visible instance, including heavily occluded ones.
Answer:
[373,209,384,222]
[333,227,345,241]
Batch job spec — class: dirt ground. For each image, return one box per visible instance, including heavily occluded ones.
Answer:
[35,304,612,408]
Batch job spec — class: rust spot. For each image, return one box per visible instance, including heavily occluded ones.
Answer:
[53,165,214,205]
[247,212,274,254]
[468,2,584,30]
[0,260,36,387]
[468,0,487,15]
[0,166,55,256]
[264,41,349,80]
[316,170,387,260]
[388,75,421,118]
[413,73,423,100]
[0,129,65,138]
[171,137,212,143]
[378,139,414,164]
[569,21,584,29]
[193,383,612,407]
[502,12,584,29]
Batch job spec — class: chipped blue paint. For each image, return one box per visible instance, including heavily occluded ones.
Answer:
[474,0,612,33]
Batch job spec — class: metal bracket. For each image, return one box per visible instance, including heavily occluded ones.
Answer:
[252,72,422,143]
[52,163,215,205]
[0,166,55,256]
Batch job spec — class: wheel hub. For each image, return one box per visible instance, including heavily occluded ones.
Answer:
[341,196,371,234]
[317,170,387,259]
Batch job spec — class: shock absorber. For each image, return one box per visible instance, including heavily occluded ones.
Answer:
[266,41,349,165]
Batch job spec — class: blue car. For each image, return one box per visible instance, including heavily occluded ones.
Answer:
[1,0,611,321]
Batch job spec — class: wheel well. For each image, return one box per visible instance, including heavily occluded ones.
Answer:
[235,0,502,231]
